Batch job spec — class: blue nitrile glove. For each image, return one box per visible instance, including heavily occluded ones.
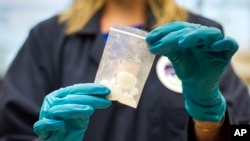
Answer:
[33,83,111,141]
[146,22,238,122]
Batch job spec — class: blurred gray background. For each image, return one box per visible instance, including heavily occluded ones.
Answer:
[0,0,70,78]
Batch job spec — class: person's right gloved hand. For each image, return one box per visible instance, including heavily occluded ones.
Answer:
[33,83,111,141]
[146,22,238,122]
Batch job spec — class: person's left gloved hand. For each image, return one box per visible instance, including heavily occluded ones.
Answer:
[146,22,238,122]
[33,83,111,141]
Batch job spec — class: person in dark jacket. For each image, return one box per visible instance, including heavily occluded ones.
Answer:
[0,0,249,141]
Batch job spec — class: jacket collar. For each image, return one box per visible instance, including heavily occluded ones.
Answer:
[77,10,103,35]
[76,7,156,35]
[74,8,157,65]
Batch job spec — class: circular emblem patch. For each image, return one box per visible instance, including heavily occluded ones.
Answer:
[156,56,182,94]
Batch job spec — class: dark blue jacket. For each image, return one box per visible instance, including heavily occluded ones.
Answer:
[0,10,249,141]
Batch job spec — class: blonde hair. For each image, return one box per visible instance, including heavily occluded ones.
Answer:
[59,0,188,35]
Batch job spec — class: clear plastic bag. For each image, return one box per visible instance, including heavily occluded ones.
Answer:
[94,24,155,108]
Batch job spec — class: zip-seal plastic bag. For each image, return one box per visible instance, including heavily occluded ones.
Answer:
[94,24,155,108]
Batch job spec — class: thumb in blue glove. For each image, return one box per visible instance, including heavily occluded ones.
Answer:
[33,83,111,141]
[146,22,238,122]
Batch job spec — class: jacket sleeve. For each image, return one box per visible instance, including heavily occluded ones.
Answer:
[185,65,250,141]
[220,65,250,124]
[0,24,58,140]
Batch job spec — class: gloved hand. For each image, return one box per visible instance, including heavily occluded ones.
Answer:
[33,83,111,141]
[146,22,238,122]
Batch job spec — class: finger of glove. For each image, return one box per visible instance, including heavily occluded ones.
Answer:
[33,118,64,139]
[53,94,111,109]
[148,28,193,55]
[46,104,94,120]
[53,83,110,98]
[210,37,239,60]
[146,21,198,44]
[178,27,223,50]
